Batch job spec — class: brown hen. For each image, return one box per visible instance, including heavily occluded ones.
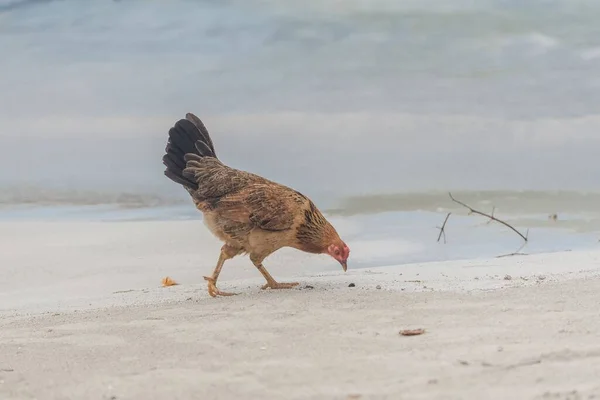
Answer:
[162,113,350,297]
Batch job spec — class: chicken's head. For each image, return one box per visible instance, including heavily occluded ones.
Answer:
[327,241,350,272]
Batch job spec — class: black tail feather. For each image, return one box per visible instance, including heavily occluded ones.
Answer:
[163,113,218,191]
[186,112,216,157]
[164,169,196,188]
[183,153,202,163]
[195,140,215,157]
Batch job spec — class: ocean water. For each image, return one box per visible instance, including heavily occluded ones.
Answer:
[1,190,599,268]
[2,0,600,265]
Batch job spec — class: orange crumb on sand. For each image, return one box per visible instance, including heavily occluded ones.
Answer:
[161,277,179,287]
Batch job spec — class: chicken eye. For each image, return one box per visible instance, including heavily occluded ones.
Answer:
[334,249,340,255]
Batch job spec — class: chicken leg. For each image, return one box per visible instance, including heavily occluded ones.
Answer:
[250,255,299,290]
[203,245,239,297]
[258,266,300,290]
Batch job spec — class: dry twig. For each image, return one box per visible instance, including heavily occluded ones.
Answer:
[436,212,452,243]
[496,252,528,258]
[496,242,529,258]
[448,192,529,242]
[400,328,426,336]
[486,207,496,224]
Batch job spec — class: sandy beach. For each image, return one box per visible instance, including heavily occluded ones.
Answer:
[5,0,600,398]
[2,221,600,399]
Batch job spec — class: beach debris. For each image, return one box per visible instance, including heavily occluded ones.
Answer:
[436,212,452,244]
[538,275,547,281]
[161,276,179,287]
[399,328,425,336]
[504,275,512,281]
[497,252,528,258]
[348,283,356,287]
[458,360,469,366]
[446,193,529,252]
[505,358,542,369]
[303,285,315,289]
[496,241,529,258]
[376,285,382,289]
[113,289,135,294]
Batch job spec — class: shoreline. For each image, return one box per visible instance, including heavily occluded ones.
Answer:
[2,243,600,317]
[1,218,600,317]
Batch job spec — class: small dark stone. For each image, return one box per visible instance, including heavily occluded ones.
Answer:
[376,285,382,289]
[348,283,356,287]
[304,285,314,289]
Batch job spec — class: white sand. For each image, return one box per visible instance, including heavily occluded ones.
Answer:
[2,220,600,399]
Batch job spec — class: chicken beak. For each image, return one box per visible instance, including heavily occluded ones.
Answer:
[340,260,347,272]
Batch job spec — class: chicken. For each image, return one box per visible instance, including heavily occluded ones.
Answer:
[162,113,350,297]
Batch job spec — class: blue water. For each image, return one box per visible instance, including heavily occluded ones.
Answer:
[2,1,600,266]
[2,0,600,197]
[0,204,198,222]
[1,203,595,268]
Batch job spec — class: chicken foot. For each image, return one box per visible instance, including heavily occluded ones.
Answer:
[253,262,299,290]
[203,245,239,297]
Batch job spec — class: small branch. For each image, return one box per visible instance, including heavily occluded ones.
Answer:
[448,192,528,242]
[436,212,452,244]
[486,207,496,224]
[496,242,528,258]
[496,252,528,258]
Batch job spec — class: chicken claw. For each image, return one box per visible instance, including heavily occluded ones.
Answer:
[261,281,300,290]
[203,276,237,297]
